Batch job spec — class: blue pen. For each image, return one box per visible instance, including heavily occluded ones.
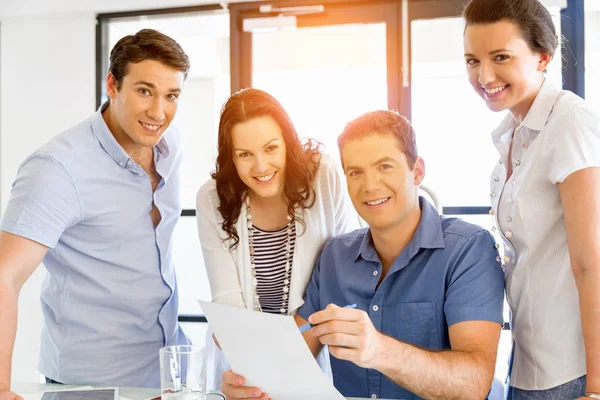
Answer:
[298,303,357,333]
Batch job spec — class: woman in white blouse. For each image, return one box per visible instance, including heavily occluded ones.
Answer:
[196,88,359,391]
[463,0,600,398]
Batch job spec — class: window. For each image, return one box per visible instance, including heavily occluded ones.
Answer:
[230,1,399,155]
[252,22,388,155]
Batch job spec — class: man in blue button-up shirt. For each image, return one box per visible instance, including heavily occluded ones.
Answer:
[222,110,504,400]
[0,29,191,396]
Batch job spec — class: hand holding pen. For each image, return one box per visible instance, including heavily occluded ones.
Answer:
[305,303,385,370]
[298,303,356,333]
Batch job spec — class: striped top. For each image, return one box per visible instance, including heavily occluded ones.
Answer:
[252,223,296,314]
[489,79,600,390]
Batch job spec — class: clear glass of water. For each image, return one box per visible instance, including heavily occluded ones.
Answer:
[159,345,223,400]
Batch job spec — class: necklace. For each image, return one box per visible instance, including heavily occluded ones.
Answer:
[246,195,295,314]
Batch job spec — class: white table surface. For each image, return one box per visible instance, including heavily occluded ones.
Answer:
[13,382,394,400]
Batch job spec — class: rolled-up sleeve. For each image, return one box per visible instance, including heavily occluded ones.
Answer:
[444,230,505,327]
[1,155,83,248]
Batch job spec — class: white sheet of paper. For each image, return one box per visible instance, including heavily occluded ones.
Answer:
[199,300,345,400]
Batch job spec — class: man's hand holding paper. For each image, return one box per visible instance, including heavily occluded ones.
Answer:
[307,304,385,370]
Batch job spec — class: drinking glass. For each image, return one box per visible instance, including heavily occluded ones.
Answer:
[159,345,224,400]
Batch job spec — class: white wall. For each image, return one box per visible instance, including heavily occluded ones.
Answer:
[1,12,98,384]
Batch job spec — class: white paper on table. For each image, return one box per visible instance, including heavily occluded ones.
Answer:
[198,300,345,400]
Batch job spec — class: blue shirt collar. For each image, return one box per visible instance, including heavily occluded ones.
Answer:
[355,196,445,263]
[91,101,171,169]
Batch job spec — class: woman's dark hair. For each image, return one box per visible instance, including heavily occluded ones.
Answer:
[463,0,559,57]
[212,88,322,249]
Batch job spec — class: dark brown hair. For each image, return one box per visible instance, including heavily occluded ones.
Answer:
[338,110,418,169]
[212,88,322,249]
[109,29,191,90]
[463,0,559,57]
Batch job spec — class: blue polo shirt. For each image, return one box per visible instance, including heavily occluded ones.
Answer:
[297,198,504,400]
[0,103,189,388]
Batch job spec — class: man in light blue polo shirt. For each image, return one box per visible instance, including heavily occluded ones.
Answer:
[0,29,191,396]
[222,110,504,400]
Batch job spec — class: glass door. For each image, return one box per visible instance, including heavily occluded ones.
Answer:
[229,1,401,155]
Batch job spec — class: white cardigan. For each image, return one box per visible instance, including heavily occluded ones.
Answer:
[195,154,359,389]
[196,154,359,313]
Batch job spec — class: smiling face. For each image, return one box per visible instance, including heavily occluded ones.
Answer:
[231,116,287,200]
[104,59,184,152]
[342,131,424,233]
[463,20,551,121]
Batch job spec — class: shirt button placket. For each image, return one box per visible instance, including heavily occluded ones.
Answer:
[368,290,383,399]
